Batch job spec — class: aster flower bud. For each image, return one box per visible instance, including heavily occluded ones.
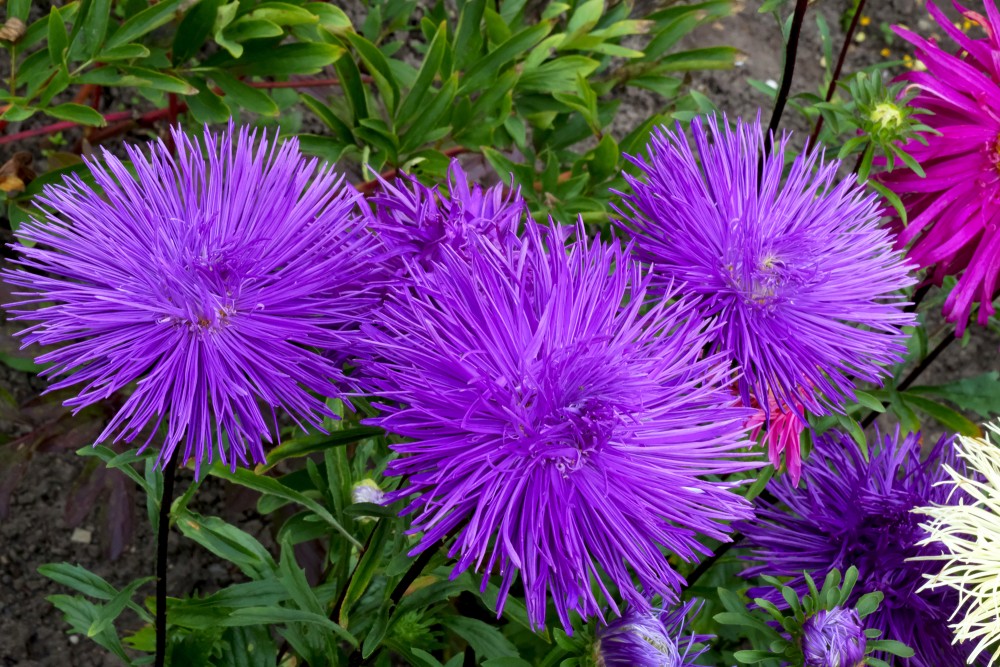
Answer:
[351,478,385,505]
[595,602,708,667]
[802,608,866,667]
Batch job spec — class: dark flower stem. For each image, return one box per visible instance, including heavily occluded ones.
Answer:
[807,0,867,150]
[765,0,810,155]
[682,535,742,593]
[154,451,180,667]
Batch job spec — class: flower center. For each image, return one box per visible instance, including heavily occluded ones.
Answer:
[870,102,903,131]
[725,253,789,308]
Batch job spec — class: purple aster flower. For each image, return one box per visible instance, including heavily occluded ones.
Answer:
[3,124,378,472]
[740,429,980,666]
[359,220,755,631]
[802,607,866,667]
[615,115,915,417]
[877,1,1000,335]
[596,601,710,667]
[369,159,524,274]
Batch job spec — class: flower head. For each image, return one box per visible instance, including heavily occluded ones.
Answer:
[802,607,866,667]
[740,429,979,666]
[877,1,1000,334]
[596,601,710,667]
[615,114,914,416]
[370,159,524,274]
[3,125,378,472]
[360,220,755,631]
[915,423,1000,665]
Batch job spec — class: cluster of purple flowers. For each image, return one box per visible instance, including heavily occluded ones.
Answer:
[8,7,995,654]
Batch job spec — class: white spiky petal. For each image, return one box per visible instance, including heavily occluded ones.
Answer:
[914,422,1000,665]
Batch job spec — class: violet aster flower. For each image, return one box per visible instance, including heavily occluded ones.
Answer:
[802,607,866,667]
[596,601,710,667]
[740,429,980,666]
[877,1,1000,334]
[615,115,915,417]
[3,125,378,472]
[360,220,755,631]
[369,159,524,274]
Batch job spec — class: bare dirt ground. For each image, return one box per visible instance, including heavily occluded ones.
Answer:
[2,1,997,665]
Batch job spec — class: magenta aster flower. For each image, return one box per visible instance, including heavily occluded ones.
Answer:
[615,115,915,417]
[746,392,807,484]
[3,125,379,472]
[740,429,981,666]
[360,221,755,631]
[878,1,1000,334]
[596,601,710,667]
[369,159,524,274]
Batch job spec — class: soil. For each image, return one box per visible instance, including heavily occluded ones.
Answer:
[1,1,997,666]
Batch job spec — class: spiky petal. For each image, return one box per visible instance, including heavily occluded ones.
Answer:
[877,1,1000,334]
[3,125,379,472]
[615,114,915,416]
[740,429,981,666]
[802,607,867,667]
[360,220,755,631]
[596,601,711,667]
[915,423,1000,666]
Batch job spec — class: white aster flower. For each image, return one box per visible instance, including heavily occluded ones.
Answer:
[914,422,1000,665]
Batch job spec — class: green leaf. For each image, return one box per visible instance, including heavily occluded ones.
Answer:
[105,0,182,50]
[453,0,486,69]
[80,66,197,94]
[458,21,552,95]
[853,390,886,413]
[98,42,150,60]
[46,103,106,126]
[186,83,231,124]
[246,2,318,26]
[443,617,519,660]
[219,607,357,646]
[868,639,914,657]
[173,0,224,64]
[566,0,603,35]
[70,0,112,60]
[400,73,457,153]
[211,71,278,116]
[231,42,344,76]
[176,510,276,578]
[908,372,1000,418]
[86,576,153,637]
[519,56,600,93]
[48,7,69,65]
[48,595,131,662]
[340,518,391,626]
[299,93,353,144]
[734,649,778,664]
[209,465,362,549]
[397,20,448,125]
[855,591,884,618]
[346,32,401,116]
[334,53,369,121]
[901,393,981,437]
[39,563,119,600]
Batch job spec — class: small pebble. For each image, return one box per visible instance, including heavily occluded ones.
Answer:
[69,635,80,645]
[70,528,92,544]
[765,79,779,89]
